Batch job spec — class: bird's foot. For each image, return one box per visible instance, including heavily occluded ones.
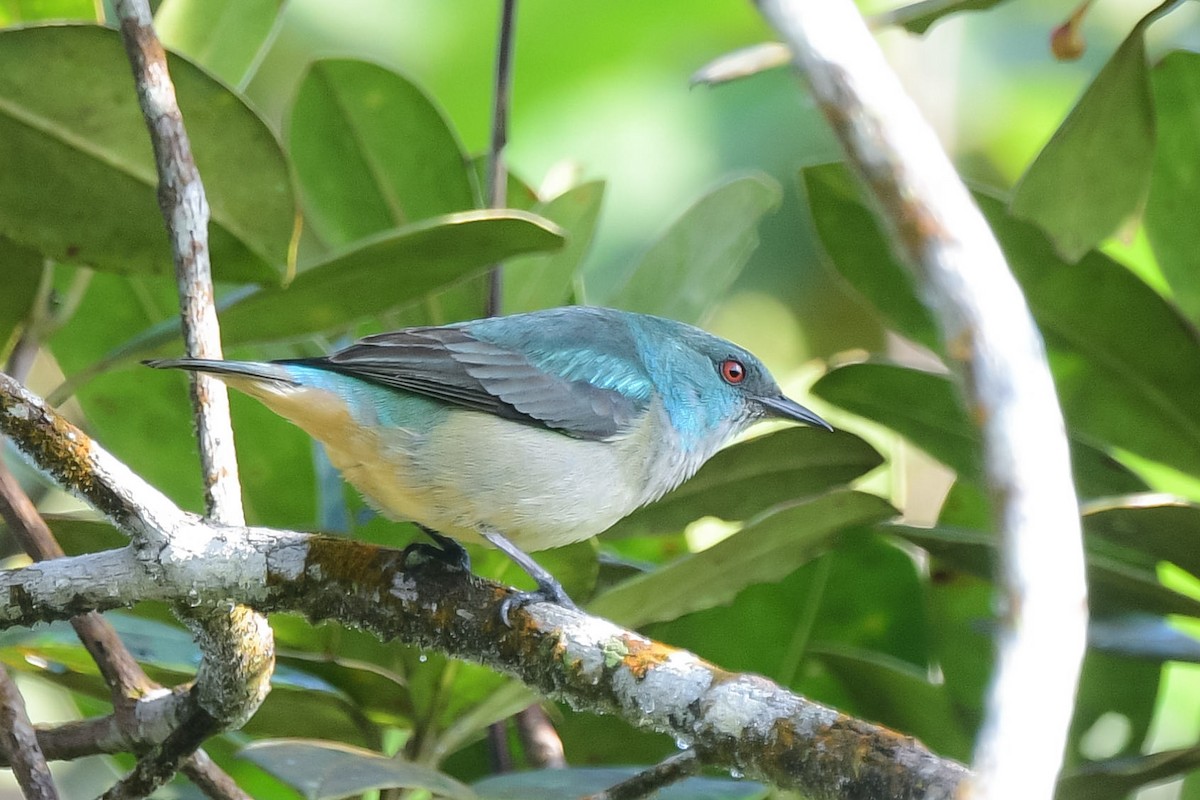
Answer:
[401,526,472,573]
[498,575,579,627]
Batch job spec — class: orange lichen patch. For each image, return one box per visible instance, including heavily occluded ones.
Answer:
[620,635,676,680]
[304,536,391,587]
[0,394,114,521]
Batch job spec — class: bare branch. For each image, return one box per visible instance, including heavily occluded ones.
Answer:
[0,668,58,800]
[484,0,517,317]
[750,2,1087,798]
[582,749,700,800]
[515,705,565,768]
[110,0,274,792]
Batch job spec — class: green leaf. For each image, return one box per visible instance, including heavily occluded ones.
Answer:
[154,0,283,87]
[813,361,1149,499]
[813,646,973,761]
[607,428,883,538]
[1145,52,1200,321]
[1,615,376,748]
[0,25,295,283]
[802,164,940,351]
[980,191,1200,478]
[288,59,475,247]
[890,0,1013,34]
[813,362,976,477]
[1059,746,1200,800]
[0,236,42,350]
[808,165,1200,480]
[923,572,1161,768]
[586,174,782,324]
[1083,495,1200,579]
[239,740,476,800]
[216,210,564,345]
[0,0,96,24]
[589,490,895,628]
[1010,23,1156,261]
[503,181,605,313]
[890,523,1200,619]
[647,531,929,700]
[1066,651,1161,776]
[475,768,766,800]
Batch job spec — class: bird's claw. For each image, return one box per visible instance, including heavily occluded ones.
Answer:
[499,578,578,627]
[400,538,472,574]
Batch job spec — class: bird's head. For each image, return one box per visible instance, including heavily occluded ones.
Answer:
[633,315,831,451]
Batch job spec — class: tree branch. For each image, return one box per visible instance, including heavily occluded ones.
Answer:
[110,0,274,793]
[0,372,967,799]
[484,0,517,317]
[750,3,1087,799]
[0,667,58,800]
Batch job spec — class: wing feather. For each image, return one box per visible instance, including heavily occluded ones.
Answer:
[282,324,646,440]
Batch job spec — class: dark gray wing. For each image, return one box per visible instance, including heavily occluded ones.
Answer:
[282,326,646,440]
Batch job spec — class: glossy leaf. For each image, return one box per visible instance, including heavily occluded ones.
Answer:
[812,361,1146,500]
[588,174,781,324]
[0,25,295,282]
[808,162,1200,478]
[0,237,42,350]
[649,530,930,690]
[503,181,605,313]
[1083,495,1200,578]
[892,0,1012,34]
[890,523,1200,619]
[216,210,564,345]
[240,740,476,800]
[155,0,283,87]
[1059,746,1200,800]
[1010,22,1155,261]
[1145,52,1200,320]
[1,614,378,746]
[608,427,883,538]
[980,191,1200,478]
[924,572,1160,770]
[802,164,940,351]
[813,646,973,761]
[475,768,766,800]
[288,59,474,247]
[589,490,895,628]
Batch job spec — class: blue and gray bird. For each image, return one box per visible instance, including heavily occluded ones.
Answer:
[148,306,830,617]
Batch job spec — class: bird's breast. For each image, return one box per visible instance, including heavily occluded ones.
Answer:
[227,373,706,551]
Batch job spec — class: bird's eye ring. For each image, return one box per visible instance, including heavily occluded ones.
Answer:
[719,358,746,384]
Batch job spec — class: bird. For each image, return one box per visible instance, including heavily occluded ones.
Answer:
[147,306,830,621]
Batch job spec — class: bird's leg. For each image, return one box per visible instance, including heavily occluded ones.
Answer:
[401,524,472,573]
[479,527,578,625]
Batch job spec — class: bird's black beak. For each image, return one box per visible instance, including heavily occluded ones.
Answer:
[758,395,833,431]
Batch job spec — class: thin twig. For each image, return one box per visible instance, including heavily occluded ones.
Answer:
[0,668,58,800]
[583,750,701,800]
[750,2,1087,799]
[110,0,274,794]
[515,705,565,768]
[484,0,518,317]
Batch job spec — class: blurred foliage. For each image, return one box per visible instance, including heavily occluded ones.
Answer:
[2,0,1200,798]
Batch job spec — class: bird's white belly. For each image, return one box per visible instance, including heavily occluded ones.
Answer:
[333,412,647,551]
[230,378,692,552]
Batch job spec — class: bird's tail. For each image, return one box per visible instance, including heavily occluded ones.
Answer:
[144,358,300,386]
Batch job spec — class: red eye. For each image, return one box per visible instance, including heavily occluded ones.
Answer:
[719,359,746,384]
